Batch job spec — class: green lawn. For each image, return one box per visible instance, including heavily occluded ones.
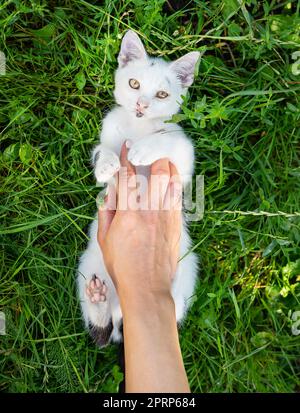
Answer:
[1,0,300,393]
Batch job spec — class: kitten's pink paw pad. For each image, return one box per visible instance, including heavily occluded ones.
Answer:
[86,275,107,304]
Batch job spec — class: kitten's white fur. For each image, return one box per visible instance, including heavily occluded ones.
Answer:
[77,31,199,345]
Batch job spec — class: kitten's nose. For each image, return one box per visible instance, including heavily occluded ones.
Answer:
[137,97,149,109]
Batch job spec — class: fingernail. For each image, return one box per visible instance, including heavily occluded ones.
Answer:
[126,139,132,149]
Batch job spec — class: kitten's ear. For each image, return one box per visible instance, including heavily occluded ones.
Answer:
[118,30,147,68]
[170,51,200,87]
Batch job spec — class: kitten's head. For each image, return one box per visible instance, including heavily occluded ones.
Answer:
[114,31,200,120]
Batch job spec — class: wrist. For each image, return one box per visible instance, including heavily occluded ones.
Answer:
[120,288,176,321]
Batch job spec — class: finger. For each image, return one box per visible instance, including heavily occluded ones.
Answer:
[163,162,182,211]
[171,235,181,280]
[163,163,182,278]
[149,158,170,210]
[120,140,136,170]
[97,184,116,248]
[118,141,138,210]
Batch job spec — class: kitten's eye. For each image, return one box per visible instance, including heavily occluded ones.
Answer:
[156,90,169,99]
[129,79,140,89]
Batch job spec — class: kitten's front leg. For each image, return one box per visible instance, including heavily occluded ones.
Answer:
[92,144,121,183]
[127,133,194,181]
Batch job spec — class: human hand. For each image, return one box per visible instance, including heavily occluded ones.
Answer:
[97,142,182,306]
[98,143,190,393]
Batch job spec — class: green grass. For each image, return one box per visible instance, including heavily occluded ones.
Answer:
[1,0,300,393]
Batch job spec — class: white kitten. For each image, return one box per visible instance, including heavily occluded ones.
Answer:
[77,31,199,347]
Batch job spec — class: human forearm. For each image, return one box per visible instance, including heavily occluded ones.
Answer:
[98,148,189,392]
[120,291,190,393]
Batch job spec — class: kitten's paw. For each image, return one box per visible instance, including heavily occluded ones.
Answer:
[128,141,164,166]
[86,275,107,304]
[94,151,120,183]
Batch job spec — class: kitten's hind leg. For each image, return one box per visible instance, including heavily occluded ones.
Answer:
[85,275,114,345]
[78,219,123,347]
[77,258,114,347]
